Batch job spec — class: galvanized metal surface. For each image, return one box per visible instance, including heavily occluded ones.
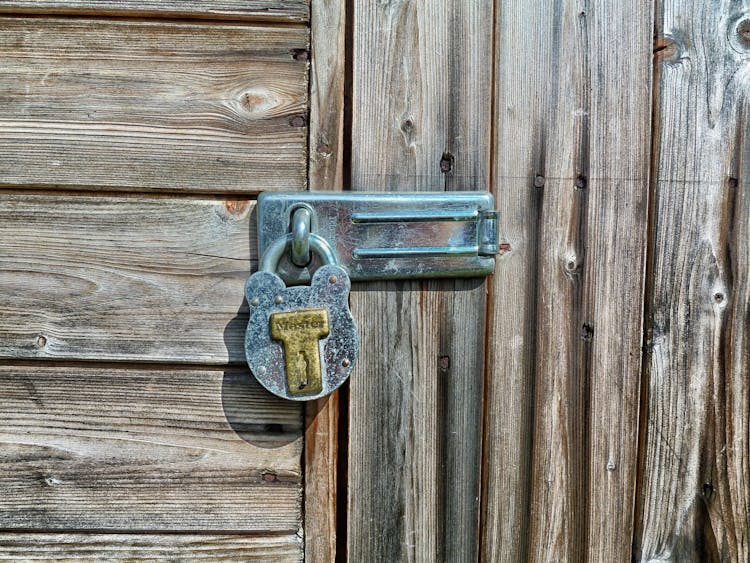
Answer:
[244,265,358,401]
[257,191,499,285]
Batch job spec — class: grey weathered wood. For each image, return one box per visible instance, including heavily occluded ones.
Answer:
[635,2,750,560]
[0,193,254,364]
[308,0,346,194]
[0,533,302,561]
[483,1,653,561]
[0,18,307,194]
[0,363,302,531]
[0,1,308,22]
[347,0,491,560]
[305,1,347,561]
[304,394,339,563]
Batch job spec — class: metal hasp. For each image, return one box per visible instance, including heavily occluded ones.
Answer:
[257,191,500,284]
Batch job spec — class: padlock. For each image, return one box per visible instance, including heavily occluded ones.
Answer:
[244,232,358,401]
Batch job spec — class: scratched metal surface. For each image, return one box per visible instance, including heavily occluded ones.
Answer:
[244,265,358,401]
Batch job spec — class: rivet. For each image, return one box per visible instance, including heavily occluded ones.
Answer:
[258,366,267,375]
[342,358,351,367]
[274,296,283,304]
[329,275,338,284]
[250,297,260,306]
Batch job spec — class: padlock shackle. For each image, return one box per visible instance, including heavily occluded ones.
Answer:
[259,232,338,273]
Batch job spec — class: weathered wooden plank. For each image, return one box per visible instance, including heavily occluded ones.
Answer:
[0,193,253,363]
[0,533,302,561]
[304,394,339,563]
[304,1,346,561]
[0,18,308,194]
[483,1,652,561]
[635,2,750,560]
[347,0,491,560]
[0,363,302,531]
[308,0,346,194]
[0,1,308,22]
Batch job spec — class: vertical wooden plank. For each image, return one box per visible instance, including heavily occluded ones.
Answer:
[347,0,492,561]
[309,0,346,194]
[306,1,347,560]
[483,1,653,560]
[636,1,750,560]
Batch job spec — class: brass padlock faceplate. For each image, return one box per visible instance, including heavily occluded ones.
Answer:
[270,308,329,395]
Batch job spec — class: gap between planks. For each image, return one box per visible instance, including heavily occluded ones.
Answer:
[0,12,309,27]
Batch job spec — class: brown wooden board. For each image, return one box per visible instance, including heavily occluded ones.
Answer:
[0,1,308,22]
[304,0,347,560]
[347,0,492,560]
[482,1,653,560]
[0,193,253,364]
[0,18,308,194]
[0,534,302,561]
[635,2,750,560]
[0,363,301,531]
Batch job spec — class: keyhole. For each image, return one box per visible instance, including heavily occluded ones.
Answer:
[295,350,310,389]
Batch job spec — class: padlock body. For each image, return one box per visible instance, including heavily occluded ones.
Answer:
[244,265,358,401]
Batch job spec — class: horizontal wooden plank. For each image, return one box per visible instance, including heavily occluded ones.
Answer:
[0,1,308,22]
[0,18,308,193]
[0,533,302,561]
[0,363,302,531]
[0,193,254,364]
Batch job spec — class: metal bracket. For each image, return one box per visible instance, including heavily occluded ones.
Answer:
[257,191,499,284]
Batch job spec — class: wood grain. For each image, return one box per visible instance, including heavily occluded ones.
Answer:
[308,0,346,193]
[483,1,653,561]
[635,2,750,560]
[347,0,491,560]
[0,18,308,194]
[304,394,339,563]
[0,363,302,531]
[305,1,347,561]
[0,193,254,364]
[0,1,308,22]
[0,533,302,561]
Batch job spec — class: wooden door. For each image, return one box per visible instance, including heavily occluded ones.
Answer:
[2,1,749,562]
[0,3,309,560]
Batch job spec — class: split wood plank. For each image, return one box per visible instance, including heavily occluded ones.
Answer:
[347,0,492,561]
[0,1,307,22]
[635,2,750,560]
[0,18,308,194]
[305,0,347,560]
[0,363,302,531]
[0,533,302,561]
[0,193,254,364]
[483,1,653,561]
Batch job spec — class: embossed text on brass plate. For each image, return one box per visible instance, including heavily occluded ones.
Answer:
[270,308,329,395]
